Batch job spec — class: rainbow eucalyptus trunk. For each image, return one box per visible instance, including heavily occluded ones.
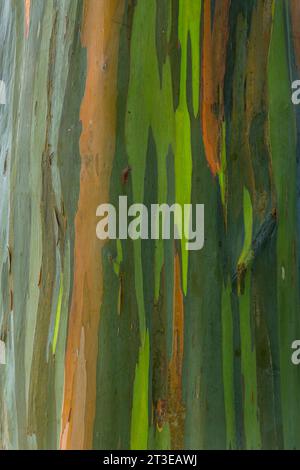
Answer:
[1,0,300,451]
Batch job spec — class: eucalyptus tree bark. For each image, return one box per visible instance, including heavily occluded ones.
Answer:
[0,0,300,451]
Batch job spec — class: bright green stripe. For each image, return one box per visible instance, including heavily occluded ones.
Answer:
[238,188,261,449]
[52,274,63,355]
[113,239,123,277]
[175,1,202,294]
[126,0,174,327]
[178,0,201,117]
[130,331,150,450]
[238,188,253,267]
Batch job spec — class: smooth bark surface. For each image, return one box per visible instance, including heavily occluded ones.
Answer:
[0,0,300,450]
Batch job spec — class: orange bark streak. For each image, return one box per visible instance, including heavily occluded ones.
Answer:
[60,0,125,450]
[202,0,230,176]
[24,0,30,38]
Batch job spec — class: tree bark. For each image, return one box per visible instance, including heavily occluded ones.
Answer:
[0,0,300,450]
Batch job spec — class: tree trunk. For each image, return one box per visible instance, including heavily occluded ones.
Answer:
[0,0,300,450]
